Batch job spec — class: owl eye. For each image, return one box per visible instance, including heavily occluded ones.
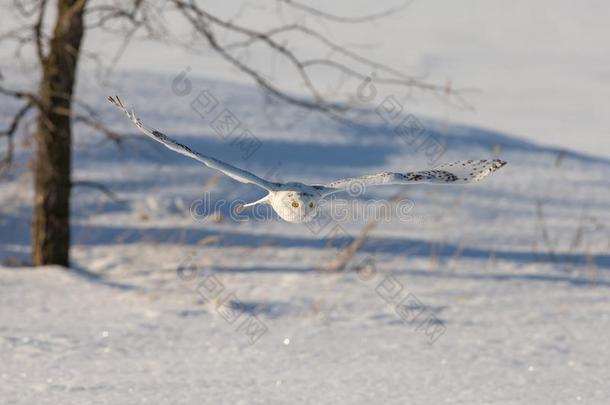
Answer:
[291,201,299,208]
[309,202,314,208]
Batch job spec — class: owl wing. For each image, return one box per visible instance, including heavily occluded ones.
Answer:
[108,96,281,192]
[321,159,507,196]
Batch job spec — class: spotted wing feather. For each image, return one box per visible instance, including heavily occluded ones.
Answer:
[322,159,507,195]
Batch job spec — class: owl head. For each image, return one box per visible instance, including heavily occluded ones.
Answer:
[269,191,318,223]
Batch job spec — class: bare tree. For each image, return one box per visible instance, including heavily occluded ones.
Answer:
[33,0,86,265]
[0,0,454,267]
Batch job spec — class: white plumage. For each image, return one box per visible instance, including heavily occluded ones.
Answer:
[108,96,507,223]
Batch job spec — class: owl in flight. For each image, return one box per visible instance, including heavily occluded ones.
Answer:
[108,96,507,223]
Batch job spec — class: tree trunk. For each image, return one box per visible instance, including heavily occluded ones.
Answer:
[33,0,86,266]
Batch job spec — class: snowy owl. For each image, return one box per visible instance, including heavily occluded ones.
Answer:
[108,96,507,223]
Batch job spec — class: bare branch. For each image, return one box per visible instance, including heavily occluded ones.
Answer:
[33,0,48,63]
[166,1,461,116]
[223,23,434,88]
[0,0,459,171]
[0,85,39,104]
[71,180,122,202]
[173,1,329,106]
[0,101,34,174]
[0,101,34,138]
[51,103,123,144]
[172,0,343,113]
[12,0,41,18]
[300,59,444,92]
[73,113,123,144]
[278,0,412,24]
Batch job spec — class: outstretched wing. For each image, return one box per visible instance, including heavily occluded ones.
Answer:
[322,159,507,196]
[108,96,280,192]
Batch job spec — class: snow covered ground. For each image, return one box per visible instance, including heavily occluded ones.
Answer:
[1,68,610,404]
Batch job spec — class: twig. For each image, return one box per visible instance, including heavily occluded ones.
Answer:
[33,0,48,62]
[71,180,122,202]
[0,100,34,174]
[322,220,377,273]
[279,0,412,24]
